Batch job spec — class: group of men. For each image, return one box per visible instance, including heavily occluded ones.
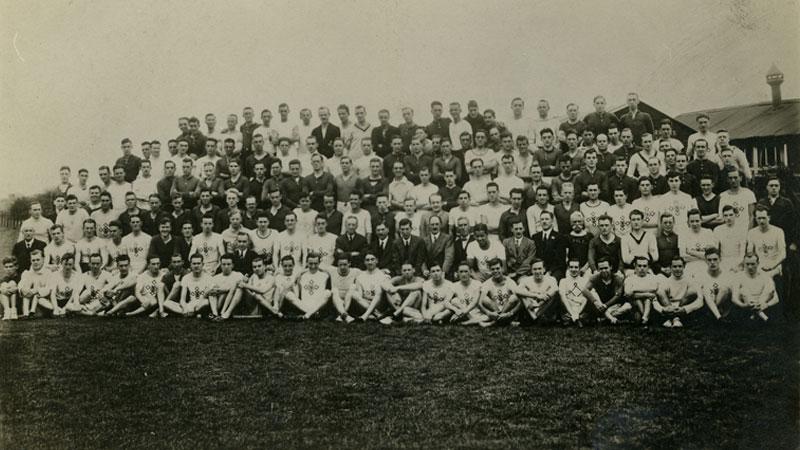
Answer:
[1,93,796,327]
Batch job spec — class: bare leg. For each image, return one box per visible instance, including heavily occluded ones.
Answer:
[221,288,243,319]
[393,291,420,318]
[207,294,220,317]
[105,296,136,315]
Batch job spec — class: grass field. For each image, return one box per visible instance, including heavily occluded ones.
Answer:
[0,318,797,449]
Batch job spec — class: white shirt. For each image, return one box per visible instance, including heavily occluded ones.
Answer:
[526,204,556,236]
[56,209,90,243]
[718,188,756,236]
[506,115,539,145]
[18,216,53,243]
[120,232,151,273]
[658,191,697,236]
[190,232,226,274]
[449,120,472,151]
[606,204,633,237]
[132,175,159,210]
[341,208,372,237]
[349,123,373,160]
[467,241,506,280]
[579,200,610,235]
[305,233,338,267]
[106,181,132,215]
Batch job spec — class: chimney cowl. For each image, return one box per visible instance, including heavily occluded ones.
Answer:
[766,64,784,108]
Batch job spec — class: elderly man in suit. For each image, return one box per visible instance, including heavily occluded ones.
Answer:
[503,218,536,281]
[451,216,474,280]
[421,215,454,277]
[335,216,368,269]
[531,210,568,280]
[390,218,427,276]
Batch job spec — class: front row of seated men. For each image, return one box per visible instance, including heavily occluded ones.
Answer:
[0,241,778,328]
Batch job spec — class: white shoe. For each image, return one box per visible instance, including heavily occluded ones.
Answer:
[335,316,344,323]
[379,316,394,325]
[344,315,355,323]
[662,319,673,328]
[672,317,683,328]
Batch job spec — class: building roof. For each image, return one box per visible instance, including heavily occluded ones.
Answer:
[674,99,800,140]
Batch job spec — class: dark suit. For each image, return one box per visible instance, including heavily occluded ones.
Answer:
[368,237,394,271]
[232,249,258,275]
[335,233,368,268]
[279,176,307,209]
[390,235,427,276]
[422,233,454,275]
[12,239,47,272]
[371,124,401,158]
[452,235,474,278]
[503,236,537,279]
[532,230,568,280]
[312,123,341,158]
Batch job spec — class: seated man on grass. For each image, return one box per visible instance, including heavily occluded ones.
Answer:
[226,256,280,319]
[623,256,659,325]
[477,258,521,327]
[124,255,166,317]
[515,258,559,324]
[210,254,246,320]
[17,250,50,318]
[558,258,591,326]
[328,255,360,323]
[275,252,332,320]
[0,256,20,320]
[354,253,393,322]
[382,262,425,324]
[447,262,489,325]
[583,257,630,324]
[420,264,454,324]
[101,255,143,316]
[731,252,778,323]
[177,253,214,318]
[654,256,703,327]
[43,253,83,317]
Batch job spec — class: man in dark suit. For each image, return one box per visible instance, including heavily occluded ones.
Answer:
[618,93,654,145]
[231,231,258,276]
[390,218,427,276]
[311,107,341,158]
[335,216,368,269]
[421,215,454,277]
[451,216,474,279]
[13,225,47,272]
[368,221,394,272]
[531,210,568,280]
[503,218,536,281]
[370,109,401,158]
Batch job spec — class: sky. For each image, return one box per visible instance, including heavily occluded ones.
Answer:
[1,0,798,196]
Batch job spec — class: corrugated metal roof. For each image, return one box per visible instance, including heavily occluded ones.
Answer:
[675,99,800,140]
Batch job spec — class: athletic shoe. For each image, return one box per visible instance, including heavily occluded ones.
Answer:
[662,319,673,328]
[510,321,520,327]
[344,316,355,323]
[672,317,683,328]
[335,316,344,323]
